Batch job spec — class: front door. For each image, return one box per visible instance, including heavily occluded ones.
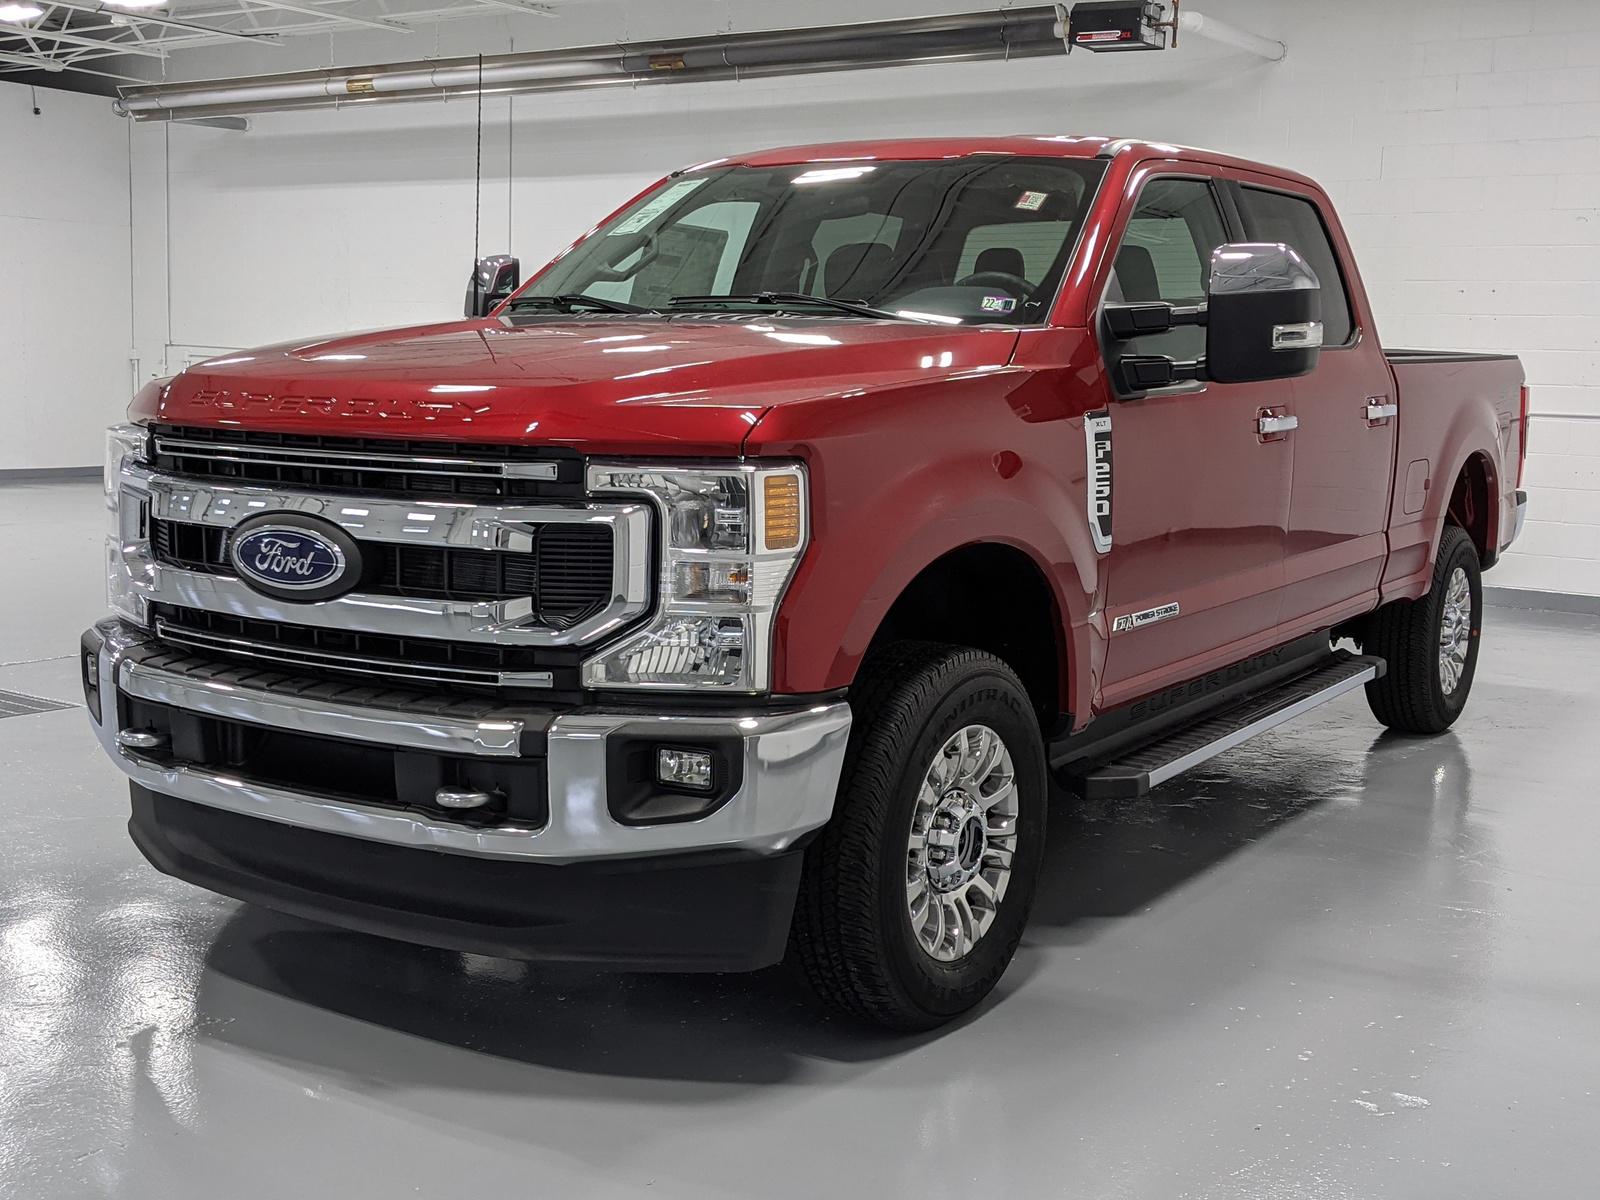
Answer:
[1095,172,1296,709]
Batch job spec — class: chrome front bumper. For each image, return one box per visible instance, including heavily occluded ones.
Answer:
[84,619,851,863]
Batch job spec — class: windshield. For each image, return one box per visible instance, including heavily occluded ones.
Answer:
[516,156,1106,326]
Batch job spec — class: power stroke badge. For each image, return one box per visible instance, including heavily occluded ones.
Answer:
[1084,410,1113,554]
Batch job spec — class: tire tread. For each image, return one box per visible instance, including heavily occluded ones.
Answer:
[790,642,1036,1030]
[1364,524,1478,734]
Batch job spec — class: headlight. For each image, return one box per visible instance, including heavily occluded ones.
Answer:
[105,423,147,513]
[584,462,808,691]
[105,422,151,625]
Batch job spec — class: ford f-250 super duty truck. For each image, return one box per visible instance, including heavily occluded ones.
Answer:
[89,136,1528,1030]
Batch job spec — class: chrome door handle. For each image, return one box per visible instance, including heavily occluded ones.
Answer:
[1258,414,1299,435]
[1366,401,1398,421]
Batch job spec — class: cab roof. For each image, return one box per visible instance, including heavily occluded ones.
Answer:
[704,136,1316,189]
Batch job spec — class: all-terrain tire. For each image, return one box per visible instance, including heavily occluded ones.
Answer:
[1364,524,1482,734]
[789,642,1047,1031]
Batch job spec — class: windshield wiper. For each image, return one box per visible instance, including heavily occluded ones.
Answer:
[507,293,659,315]
[667,291,903,320]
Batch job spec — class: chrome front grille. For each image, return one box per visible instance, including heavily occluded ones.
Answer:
[149,425,584,502]
[110,435,653,692]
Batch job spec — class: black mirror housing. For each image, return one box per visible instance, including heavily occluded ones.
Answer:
[465,254,520,318]
[1204,242,1323,384]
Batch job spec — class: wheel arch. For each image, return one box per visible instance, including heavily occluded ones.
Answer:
[860,541,1072,735]
[1447,449,1500,569]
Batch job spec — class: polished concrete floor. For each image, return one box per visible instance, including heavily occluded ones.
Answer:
[2,479,1598,1199]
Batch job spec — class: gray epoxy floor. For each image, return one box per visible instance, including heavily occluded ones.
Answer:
[2,479,1598,1199]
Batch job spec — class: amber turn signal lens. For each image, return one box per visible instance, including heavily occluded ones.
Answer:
[763,474,802,550]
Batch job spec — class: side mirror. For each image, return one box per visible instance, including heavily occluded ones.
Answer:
[1204,242,1322,384]
[464,254,520,318]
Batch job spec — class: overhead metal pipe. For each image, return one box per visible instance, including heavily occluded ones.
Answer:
[112,3,1285,123]
[115,5,1071,121]
[1176,10,1285,61]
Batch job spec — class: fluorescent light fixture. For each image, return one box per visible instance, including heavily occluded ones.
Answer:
[0,3,44,19]
[793,166,877,185]
[102,0,169,8]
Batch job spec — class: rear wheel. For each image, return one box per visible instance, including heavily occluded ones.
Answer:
[1364,524,1482,734]
[790,643,1047,1031]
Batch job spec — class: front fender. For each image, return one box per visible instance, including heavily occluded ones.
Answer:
[750,370,1101,721]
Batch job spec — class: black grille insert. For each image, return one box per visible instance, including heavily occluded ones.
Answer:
[152,605,582,693]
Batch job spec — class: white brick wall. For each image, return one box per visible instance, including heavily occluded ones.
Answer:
[1294,0,1600,596]
[118,0,1600,593]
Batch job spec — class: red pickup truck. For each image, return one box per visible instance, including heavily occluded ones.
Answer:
[90,136,1527,1030]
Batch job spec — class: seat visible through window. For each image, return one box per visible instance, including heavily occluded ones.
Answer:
[824,242,897,298]
[973,246,1026,278]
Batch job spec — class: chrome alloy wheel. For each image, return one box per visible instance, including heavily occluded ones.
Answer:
[1438,566,1473,696]
[905,724,1019,963]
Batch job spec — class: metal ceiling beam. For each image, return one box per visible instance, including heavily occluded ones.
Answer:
[470,0,557,16]
[0,18,167,56]
[0,46,65,70]
[233,0,416,34]
[44,0,280,44]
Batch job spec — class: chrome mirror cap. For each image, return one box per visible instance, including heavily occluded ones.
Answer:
[1208,242,1320,295]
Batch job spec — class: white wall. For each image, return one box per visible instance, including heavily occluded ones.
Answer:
[120,0,1600,593]
[0,83,133,472]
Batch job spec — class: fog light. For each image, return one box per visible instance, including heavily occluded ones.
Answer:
[657,747,714,791]
[80,641,102,723]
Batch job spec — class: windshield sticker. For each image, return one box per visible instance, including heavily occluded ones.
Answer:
[610,178,708,235]
[980,295,1018,314]
[1015,190,1048,211]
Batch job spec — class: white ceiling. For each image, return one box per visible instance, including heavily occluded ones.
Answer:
[0,0,557,84]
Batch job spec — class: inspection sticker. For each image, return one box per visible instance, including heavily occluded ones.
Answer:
[1015,190,1048,211]
[981,295,1017,314]
[611,178,707,235]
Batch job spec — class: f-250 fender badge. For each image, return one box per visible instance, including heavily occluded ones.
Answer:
[1084,410,1113,554]
[1112,602,1180,633]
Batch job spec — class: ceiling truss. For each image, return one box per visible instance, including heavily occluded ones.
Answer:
[0,0,554,84]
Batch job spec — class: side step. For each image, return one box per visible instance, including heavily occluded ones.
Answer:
[1064,654,1385,801]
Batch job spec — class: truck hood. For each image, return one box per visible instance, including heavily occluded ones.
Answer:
[148,317,1022,457]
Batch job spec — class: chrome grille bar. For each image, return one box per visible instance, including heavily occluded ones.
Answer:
[152,433,560,482]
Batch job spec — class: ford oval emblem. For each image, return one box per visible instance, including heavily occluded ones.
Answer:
[228,515,360,602]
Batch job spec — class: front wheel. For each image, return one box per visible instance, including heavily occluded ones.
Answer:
[1363,524,1483,734]
[789,643,1047,1031]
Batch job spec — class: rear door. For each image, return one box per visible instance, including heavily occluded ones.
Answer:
[1232,180,1399,633]
[1096,168,1294,708]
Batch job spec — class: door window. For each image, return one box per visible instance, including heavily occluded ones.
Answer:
[1237,187,1354,346]
[1107,178,1228,362]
